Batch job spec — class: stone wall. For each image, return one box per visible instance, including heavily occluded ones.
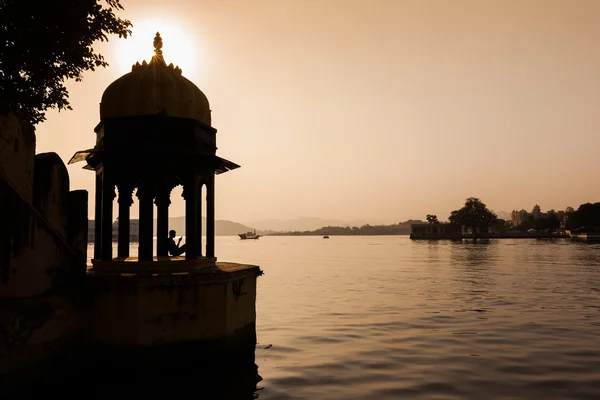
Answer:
[0,112,35,203]
[0,178,34,288]
[0,111,88,299]
[0,111,89,388]
[0,160,88,298]
[33,153,70,239]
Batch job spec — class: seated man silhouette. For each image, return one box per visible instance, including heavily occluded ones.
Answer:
[167,230,186,256]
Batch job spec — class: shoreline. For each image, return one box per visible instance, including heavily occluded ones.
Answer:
[266,233,574,239]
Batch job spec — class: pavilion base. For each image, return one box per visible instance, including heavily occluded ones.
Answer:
[85,261,261,349]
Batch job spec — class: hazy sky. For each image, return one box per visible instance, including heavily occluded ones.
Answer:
[36,0,600,224]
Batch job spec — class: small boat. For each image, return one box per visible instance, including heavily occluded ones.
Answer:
[239,229,260,240]
[323,235,329,239]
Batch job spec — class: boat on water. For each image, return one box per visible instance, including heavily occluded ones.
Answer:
[239,229,260,240]
[323,235,329,239]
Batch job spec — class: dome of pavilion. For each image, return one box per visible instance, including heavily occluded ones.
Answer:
[99,32,211,126]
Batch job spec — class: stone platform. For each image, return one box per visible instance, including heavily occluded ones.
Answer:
[91,256,218,274]
[86,261,261,351]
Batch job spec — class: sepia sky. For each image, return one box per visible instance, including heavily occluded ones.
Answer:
[36,0,600,224]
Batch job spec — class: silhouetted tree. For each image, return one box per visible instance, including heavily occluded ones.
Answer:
[566,202,600,230]
[489,218,509,233]
[547,214,561,231]
[516,214,536,231]
[0,0,132,124]
[449,197,497,234]
[426,214,439,224]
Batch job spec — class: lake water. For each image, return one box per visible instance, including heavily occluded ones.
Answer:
[90,236,600,399]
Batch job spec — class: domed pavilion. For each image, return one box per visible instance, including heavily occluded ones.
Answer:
[69,33,240,270]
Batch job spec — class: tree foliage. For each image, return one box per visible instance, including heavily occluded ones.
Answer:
[426,214,439,224]
[516,214,536,231]
[448,197,497,234]
[0,0,132,125]
[538,214,560,231]
[489,218,511,233]
[565,203,600,230]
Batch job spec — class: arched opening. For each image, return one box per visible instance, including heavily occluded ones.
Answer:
[163,184,185,256]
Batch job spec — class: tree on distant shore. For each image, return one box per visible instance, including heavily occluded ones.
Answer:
[449,197,497,234]
[0,0,132,124]
[426,214,439,224]
[565,203,600,230]
[489,218,510,233]
[537,213,560,231]
[516,214,536,231]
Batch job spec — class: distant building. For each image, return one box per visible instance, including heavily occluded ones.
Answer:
[511,206,573,228]
[511,209,529,226]
[410,223,462,239]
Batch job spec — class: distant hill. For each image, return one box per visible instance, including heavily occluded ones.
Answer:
[245,217,371,232]
[92,217,256,236]
[495,211,512,220]
[269,220,424,236]
[99,216,433,236]
[167,217,255,236]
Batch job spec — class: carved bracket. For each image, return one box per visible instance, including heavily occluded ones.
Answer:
[181,174,198,201]
[155,176,177,206]
[117,182,135,206]
[107,185,117,201]
[154,191,172,207]
[136,181,156,200]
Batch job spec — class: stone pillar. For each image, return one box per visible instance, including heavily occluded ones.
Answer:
[206,174,215,258]
[100,169,115,261]
[198,182,203,257]
[94,171,102,260]
[183,175,199,259]
[155,189,171,257]
[67,189,89,276]
[117,185,134,258]
[137,183,154,262]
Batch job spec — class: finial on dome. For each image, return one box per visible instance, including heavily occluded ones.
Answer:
[150,32,167,66]
[131,31,182,71]
[154,32,163,56]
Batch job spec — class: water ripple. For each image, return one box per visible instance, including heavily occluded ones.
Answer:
[100,237,600,399]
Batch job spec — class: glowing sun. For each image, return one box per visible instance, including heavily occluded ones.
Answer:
[113,18,198,77]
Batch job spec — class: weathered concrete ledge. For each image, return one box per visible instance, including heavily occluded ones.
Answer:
[85,262,261,349]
